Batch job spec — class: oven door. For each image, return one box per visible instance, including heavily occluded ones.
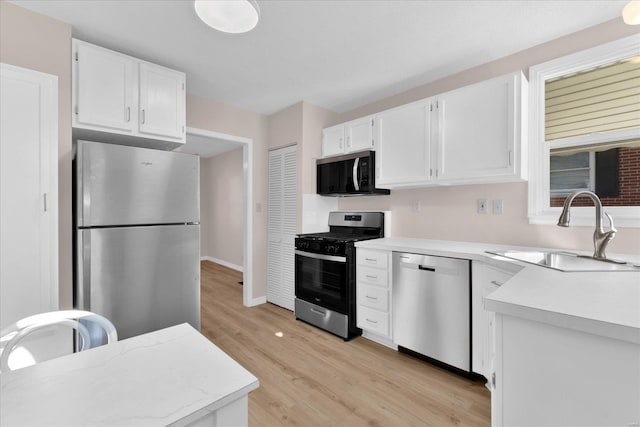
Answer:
[295,250,348,314]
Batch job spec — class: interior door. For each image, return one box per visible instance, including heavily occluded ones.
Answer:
[0,63,69,366]
[267,145,297,311]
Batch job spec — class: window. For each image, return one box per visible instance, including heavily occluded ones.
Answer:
[528,35,640,227]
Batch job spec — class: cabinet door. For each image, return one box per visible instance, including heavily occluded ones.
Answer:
[345,116,374,152]
[138,63,185,140]
[322,124,344,157]
[74,40,135,132]
[436,73,519,182]
[375,99,432,188]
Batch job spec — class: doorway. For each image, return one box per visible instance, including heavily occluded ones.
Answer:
[180,127,255,307]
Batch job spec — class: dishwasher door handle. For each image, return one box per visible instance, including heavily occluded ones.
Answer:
[418,265,436,272]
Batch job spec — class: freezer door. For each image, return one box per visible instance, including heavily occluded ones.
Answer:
[76,140,199,227]
[76,225,200,340]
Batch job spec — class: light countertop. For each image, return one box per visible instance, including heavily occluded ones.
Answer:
[355,238,640,344]
[0,323,259,426]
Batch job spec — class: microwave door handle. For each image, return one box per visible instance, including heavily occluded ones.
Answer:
[353,157,360,191]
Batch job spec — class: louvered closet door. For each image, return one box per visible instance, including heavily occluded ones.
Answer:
[267,145,297,310]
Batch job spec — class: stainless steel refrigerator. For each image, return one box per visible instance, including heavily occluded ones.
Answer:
[74,140,200,341]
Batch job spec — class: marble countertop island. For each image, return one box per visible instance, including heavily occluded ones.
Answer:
[0,323,259,426]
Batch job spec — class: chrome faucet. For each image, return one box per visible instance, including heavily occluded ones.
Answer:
[557,190,617,261]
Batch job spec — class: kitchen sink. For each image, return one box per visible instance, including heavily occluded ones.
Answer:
[486,250,640,272]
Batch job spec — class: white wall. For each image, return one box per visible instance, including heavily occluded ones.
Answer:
[200,148,244,269]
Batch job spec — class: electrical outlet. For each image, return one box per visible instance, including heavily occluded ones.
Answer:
[411,199,421,213]
[493,199,504,215]
[477,199,488,214]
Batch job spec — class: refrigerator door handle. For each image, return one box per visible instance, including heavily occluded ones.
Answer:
[76,230,92,309]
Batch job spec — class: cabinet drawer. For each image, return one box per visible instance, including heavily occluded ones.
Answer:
[357,306,390,337]
[357,283,389,311]
[357,249,388,269]
[357,265,388,287]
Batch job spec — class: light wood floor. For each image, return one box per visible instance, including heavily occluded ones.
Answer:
[200,261,491,426]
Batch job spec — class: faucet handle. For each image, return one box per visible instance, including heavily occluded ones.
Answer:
[604,211,617,233]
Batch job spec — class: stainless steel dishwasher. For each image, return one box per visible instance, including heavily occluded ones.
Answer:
[392,252,471,373]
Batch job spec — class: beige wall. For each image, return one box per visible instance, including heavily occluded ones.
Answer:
[336,17,640,255]
[0,2,73,308]
[200,148,244,268]
[186,94,269,299]
[301,103,339,195]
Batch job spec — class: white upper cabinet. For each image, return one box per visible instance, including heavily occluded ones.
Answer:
[321,124,345,157]
[74,41,135,133]
[324,71,528,189]
[72,39,186,148]
[375,99,432,188]
[345,116,374,152]
[321,115,374,157]
[138,63,185,140]
[436,72,527,184]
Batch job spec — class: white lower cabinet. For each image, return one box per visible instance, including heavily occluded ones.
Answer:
[492,314,640,427]
[471,261,520,382]
[356,249,393,345]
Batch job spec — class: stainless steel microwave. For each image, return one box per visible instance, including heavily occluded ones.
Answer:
[316,150,390,196]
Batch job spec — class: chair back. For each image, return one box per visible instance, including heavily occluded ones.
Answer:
[0,310,117,372]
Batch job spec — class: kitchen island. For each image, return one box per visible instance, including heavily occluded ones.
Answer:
[0,323,259,426]
[355,237,640,427]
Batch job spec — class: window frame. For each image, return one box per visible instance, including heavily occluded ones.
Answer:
[549,151,594,196]
[528,34,640,228]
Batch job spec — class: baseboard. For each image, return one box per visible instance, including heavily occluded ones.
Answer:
[247,296,266,307]
[200,256,244,273]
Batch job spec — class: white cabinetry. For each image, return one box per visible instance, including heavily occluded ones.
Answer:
[371,72,527,189]
[471,262,520,383]
[356,249,394,346]
[321,116,374,157]
[375,99,432,188]
[436,72,527,184]
[72,39,186,149]
[492,314,640,427]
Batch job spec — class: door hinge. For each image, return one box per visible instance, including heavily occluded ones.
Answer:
[75,52,78,61]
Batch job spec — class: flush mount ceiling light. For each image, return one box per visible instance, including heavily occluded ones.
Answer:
[622,0,640,25]
[194,0,260,34]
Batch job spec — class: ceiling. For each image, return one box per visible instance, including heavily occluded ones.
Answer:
[10,0,628,116]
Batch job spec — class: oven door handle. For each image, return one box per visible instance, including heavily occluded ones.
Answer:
[295,250,346,263]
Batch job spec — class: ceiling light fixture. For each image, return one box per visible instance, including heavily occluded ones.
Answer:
[194,0,260,34]
[622,0,640,25]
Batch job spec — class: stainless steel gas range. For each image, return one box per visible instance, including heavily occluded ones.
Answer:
[294,212,384,340]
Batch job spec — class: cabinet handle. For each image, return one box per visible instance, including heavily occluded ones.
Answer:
[365,258,376,262]
[508,150,513,166]
[365,275,378,280]
[365,295,378,300]
[490,280,504,286]
[126,107,131,122]
[346,135,351,147]
[365,318,378,324]
[43,193,47,212]
[141,109,146,124]
[418,265,436,272]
